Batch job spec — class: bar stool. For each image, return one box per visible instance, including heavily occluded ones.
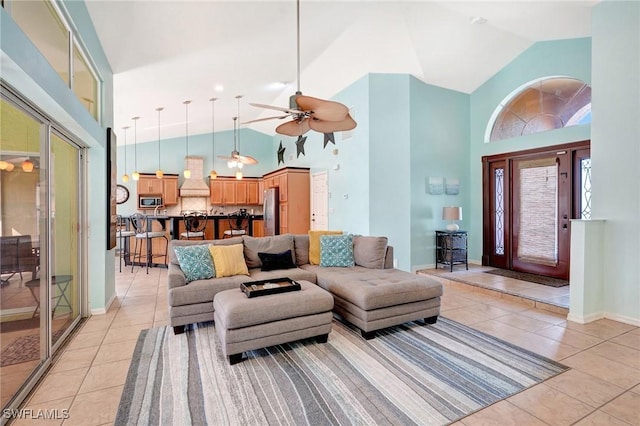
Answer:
[223,211,249,238]
[180,211,207,240]
[116,215,135,272]
[130,213,168,274]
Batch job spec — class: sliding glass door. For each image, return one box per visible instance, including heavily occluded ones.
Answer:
[1,89,84,412]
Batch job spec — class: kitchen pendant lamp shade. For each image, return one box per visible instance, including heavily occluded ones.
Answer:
[209,98,218,180]
[442,206,462,231]
[122,126,130,182]
[155,107,164,179]
[235,170,243,180]
[132,116,140,181]
[22,159,34,173]
[183,100,192,178]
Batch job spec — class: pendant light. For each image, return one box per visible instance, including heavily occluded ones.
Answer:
[122,125,130,182]
[155,107,164,179]
[209,97,218,180]
[22,126,34,173]
[183,100,192,178]
[132,116,140,181]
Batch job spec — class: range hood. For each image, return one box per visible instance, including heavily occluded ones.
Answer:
[179,157,210,197]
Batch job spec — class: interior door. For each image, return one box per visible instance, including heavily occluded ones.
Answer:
[311,172,328,230]
[511,152,571,279]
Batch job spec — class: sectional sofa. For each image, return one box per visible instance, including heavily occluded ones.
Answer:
[167,234,443,339]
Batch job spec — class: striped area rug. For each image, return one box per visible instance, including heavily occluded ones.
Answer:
[116,318,568,425]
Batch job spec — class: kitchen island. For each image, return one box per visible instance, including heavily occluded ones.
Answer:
[167,214,264,240]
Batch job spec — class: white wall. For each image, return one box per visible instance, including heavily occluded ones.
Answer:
[590,1,640,325]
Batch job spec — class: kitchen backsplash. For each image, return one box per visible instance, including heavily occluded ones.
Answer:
[160,197,262,216]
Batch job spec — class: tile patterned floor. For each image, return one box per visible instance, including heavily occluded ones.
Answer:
[6,265,640,425]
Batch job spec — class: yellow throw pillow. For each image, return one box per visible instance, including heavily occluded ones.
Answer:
[308,230,343,265]
[208,244,249,278]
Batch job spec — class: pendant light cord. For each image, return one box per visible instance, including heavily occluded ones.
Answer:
[296,0,301,94]
[156,107,163,169]
[132,117,139,170]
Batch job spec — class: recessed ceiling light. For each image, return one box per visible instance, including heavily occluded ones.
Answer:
[215,85,224,92]
[470,16,488,25]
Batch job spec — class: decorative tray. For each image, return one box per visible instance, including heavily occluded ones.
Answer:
[240,277,301,298]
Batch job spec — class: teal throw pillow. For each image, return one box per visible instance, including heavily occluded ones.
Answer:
[320,234,355,267]
[173,245,215,283]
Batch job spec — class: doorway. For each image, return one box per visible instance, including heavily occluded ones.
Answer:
[1,88,84,413]
[482,141,590,280]
[311,171,328,230]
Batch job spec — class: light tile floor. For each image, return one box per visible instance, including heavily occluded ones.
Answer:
[11,265,640,425]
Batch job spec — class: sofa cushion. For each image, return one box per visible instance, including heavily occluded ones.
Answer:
[243,235,295,268]
[173,245,215,283]
[209,244,249,278]
[353,236,388,269]
[308,230,343,265]
[247,267,317,284]
[293,234,310,266]
[169,237,243,266]
[302,265,443,310]
[258,250,296,271]
[320,234,355,267]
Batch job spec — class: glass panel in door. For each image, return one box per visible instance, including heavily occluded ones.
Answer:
[50,133,80,344]
[0,99,44,408]
[512,153,571,279]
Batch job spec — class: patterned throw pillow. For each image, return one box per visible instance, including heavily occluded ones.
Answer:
[320,234,355,267]
[173,245,215,283]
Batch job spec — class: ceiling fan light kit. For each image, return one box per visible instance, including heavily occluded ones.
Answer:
[217,96,258,179]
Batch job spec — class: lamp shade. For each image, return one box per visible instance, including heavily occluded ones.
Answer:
[442,206,462,221]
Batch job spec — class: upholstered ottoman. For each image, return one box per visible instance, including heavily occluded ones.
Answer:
[213,280,334,364]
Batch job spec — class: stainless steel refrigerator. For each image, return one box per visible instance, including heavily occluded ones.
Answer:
[263,188,279,236]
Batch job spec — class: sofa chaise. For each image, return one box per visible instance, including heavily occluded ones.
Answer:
[167,234,443,339]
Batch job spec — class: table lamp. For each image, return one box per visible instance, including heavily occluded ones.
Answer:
[442,206,462,231]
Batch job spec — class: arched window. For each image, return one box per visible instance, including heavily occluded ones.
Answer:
[486,77,591,142]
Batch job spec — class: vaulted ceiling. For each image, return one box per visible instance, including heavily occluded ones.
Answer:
[85,1,597,143]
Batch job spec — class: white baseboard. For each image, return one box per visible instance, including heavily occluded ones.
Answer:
[90,293,116,316]
[412,264,434,272]
[603,312,640,327]
[567,311,604,324]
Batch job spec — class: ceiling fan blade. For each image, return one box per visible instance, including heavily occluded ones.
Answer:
[241,115,288,125]
[236,154,258,165]
[276,118,311,136]
[295,95,349,122]
[217,155,235,161]
[308,114,357,133]
[249,103,303,115]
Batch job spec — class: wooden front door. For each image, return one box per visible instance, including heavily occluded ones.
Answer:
[482,141,590,280]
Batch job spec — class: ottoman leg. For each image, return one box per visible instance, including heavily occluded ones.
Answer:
[229,353,243,365]
[424,316,438,324]
[316,333,329,343]
[361,330,376,340]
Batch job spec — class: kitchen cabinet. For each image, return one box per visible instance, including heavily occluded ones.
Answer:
[252,219,264,237]
[163,176,179,205]
[222,180,236,204]
[247,180,260,205]
[137,175,163,195]
[235,181,248,204]
[210,179,223,204]
[263,167,310,234]
[210,177,262,206]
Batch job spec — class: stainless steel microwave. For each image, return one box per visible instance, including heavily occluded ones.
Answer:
[139,195,163,209]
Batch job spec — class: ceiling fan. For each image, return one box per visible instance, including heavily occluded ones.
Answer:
[217,96,258,167]
[244,0,357,137]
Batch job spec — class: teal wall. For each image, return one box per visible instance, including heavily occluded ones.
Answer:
[591,0,639,323]
[1,2,114,312]
[409,77,470,269]
[468,38,592,262]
